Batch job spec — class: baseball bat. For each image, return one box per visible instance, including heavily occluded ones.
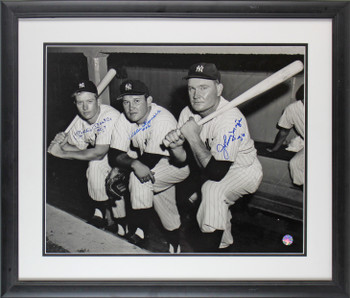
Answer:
[64,68,117,133]
[163,60,304,147]
[97,68,117,95]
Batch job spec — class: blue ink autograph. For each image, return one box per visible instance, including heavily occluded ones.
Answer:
[129,110,161,139]
[216,118,245,160]
[75,117,112,138]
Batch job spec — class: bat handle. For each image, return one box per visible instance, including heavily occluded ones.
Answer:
[162,128,181,147]
[64,115,80,133]
[97,68,117,95]
[163,138,171,147]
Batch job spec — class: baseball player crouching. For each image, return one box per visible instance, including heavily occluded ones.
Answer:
[47,80,127,236]
[164,63,263,252]
[108,80,190,253]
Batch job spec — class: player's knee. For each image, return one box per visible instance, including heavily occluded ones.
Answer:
[201,181,223,197]
[90,183,106,196]
[88,161,100,171]
[88,164,107,180]
[201,181,212,194]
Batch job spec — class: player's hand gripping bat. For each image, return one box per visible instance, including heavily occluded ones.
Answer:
[163,60,304,147]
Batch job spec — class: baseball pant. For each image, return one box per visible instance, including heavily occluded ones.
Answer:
[86,156,126,218]
[197,158,263,241]
[128,158,190,231]
[220,210,233,249]
[289,148,304,186]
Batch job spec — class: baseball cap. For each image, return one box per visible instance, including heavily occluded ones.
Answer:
[184,62,221,81]
[72,80,98,96]
[118,79,149,99]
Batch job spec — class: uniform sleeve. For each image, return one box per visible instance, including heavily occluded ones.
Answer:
[95,111,120,145]
[144,119,177,156]
[110,114,132,152]
[278,104,295,130]
[67,119,89,150]
[212,116,247,162]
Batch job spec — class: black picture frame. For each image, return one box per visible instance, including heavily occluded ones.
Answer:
[1,1,349,297]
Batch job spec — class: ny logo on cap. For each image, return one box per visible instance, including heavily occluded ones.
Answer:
[79,82,85,88]
[196,65,204,73]
[125,83,132,91]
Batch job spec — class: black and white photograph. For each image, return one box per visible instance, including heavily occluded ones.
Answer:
[45,44,306,255]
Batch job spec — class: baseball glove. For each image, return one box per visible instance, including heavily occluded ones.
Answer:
[105,168,129,201]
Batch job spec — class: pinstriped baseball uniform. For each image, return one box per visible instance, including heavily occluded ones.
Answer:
[110,103,190,231]
[278,100,304,185]
[67,104,125,218]
[178,97,263,247]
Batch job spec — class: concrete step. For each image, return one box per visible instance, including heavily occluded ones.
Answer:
[45,204,149,254]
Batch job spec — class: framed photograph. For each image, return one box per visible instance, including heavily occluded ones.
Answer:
[2,1,349,297]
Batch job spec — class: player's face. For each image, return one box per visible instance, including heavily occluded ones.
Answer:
[187,78,223,117]
[122,95,152,124]
[74,92,100,124]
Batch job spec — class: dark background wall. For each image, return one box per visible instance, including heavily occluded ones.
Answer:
[46,53,89,142]
[46,53,90,217]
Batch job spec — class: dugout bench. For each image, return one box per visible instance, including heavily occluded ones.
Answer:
[246,142,304,222]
